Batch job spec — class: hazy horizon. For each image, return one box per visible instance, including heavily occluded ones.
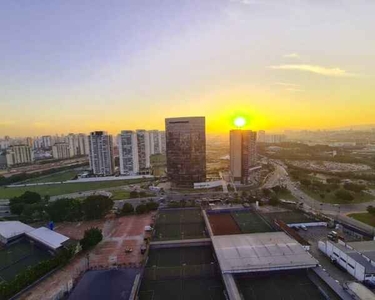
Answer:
[1,0,374,136]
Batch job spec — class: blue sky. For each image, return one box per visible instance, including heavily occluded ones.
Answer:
[1,0,374,136]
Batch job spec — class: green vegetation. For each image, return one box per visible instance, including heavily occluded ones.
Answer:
[82,195,114,220]
[348,212,375,227]
[135,201,159,214]
[80,227,103,251]
[120,203,134,215]
[24,170,79,184]
[9,191,48,221]
[335,189,354,201]
[46,198,83,222]
[110,189,130,200]
[300,186,373,204]
[0,178,151,199]
[0,163,88,187]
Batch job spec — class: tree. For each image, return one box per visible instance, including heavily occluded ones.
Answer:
[82,195,114,220]
[367,205,375,215]
[9,191,43,216]
[269,195,279,206]
[335,189,354,201]
[300,179,311,187]
[135,204,148,214]
[344,183,366,193]
[80,227,103,251]
[146,201,159,211]
[46,198,83,222]
[129,191,139,198]
[262,188,272,197]
[121,203,134,215]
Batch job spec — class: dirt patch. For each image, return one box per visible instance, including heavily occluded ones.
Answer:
[55,220,105,240]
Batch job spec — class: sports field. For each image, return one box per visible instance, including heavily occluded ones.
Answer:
[208,210,273,235]
[208,213,241,235]
[262,211,316,225]
[236,270,326,300]
[23,170,80,184]
[153,209,207,241]
[0,239,51,282]
[139,246,225,300]
[231,211,273,234]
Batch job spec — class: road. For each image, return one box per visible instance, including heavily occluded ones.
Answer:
[265,160,375,215]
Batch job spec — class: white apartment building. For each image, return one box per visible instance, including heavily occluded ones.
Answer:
[67,133,89,157]
[148,130,166,155]
[6,145,34,166]
[42,136,52,149]
[88,131,114,176]
[136,130,151,172]
[257,130,266,143]
[52,143,70,160]
[118,131,139,175]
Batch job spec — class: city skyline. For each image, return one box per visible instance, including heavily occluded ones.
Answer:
[1,1,375,136]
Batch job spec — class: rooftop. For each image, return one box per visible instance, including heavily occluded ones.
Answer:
[0,221,34,240]
[212,232,318,274]
[26,227,69,250]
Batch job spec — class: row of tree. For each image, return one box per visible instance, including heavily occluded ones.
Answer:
[120,201,159,215]
[9,192,114,222]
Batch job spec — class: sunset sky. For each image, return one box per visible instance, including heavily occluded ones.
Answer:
[1,0,374,136]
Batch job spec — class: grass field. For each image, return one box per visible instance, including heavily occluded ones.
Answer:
[236,270,326,300]
[110,189,131,200]
[277,190,298,202]
[301,186,374,204]
[0,239,51,282]
[153,209,207,241]
[24,170,80,184]
[231,211,273,233]
[348,212,375,227]
[0,179,150,199]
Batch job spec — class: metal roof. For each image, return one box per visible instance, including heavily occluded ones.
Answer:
[347,252,375,274]
[26,227,69,250]
[347,241,375,253]
[212,232,318,274]
[0,221,34,240]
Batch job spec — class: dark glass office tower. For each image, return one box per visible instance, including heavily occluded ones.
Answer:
[165,117,206,187]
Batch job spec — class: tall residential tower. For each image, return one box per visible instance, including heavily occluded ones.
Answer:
[88,131,114,176]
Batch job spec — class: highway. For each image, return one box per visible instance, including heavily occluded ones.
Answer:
[264,160,375,215]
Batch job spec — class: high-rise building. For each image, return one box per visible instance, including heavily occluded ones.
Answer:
[67,133,89,157]
[25,137,33,148]
[6,145,34,167]
[52,143,70,159]
[88,131,114,176]
[78,133,89,155]
[165,116,206,187]
[265,134,286,144]
[257,130,266,143]
[136,130,151,172]
[230,130,257,184]
[117,130,139,175]
[148,130,166,155]
[32,137,42,149]
[41,136,52,149]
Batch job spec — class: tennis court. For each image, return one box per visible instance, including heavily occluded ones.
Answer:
[140,246,225,300]
[146,246,214,267]
[0,238,51,282]
[208,213,241,235]
[139,277,226,300]
[262,211,316,225]
[231,211,273,234]
[153,209,207,241]
[236,270,326,300]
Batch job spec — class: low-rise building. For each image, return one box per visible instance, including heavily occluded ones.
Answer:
[320,240,375,284]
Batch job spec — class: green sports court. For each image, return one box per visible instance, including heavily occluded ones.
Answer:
[230,211,274,234]
[153,209,207,241]
[0,238,51,282]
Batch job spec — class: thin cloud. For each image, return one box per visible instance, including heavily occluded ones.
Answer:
[284,53,300,59]
[268,64,358,77]
[274,82,301,87]
[285,88,304,92]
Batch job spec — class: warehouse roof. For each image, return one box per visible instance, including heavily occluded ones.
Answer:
[0,221,34,240]
[347,241,375,253]
[212,232,318,273]
[347,252,375,274]
[26,227,69,250]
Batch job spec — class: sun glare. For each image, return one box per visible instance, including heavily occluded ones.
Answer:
[234,116,246,128]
